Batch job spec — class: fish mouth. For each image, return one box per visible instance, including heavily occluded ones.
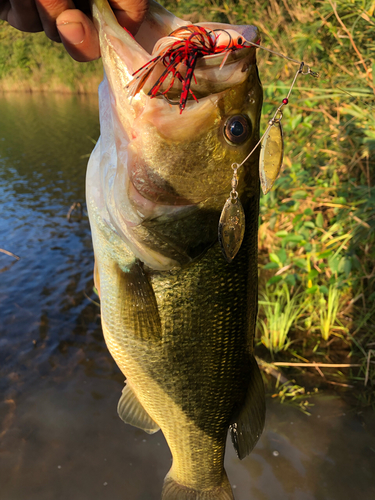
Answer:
[134,20,259,101]
[92,0,260,101]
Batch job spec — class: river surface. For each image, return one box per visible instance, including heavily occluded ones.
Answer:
[0,92,374,500]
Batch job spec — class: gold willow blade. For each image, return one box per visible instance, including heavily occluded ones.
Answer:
[218,165,245,263]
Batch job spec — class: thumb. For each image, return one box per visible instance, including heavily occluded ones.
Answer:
[57,9,100,62]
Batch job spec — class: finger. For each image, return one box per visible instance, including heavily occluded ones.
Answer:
[56,9,100,62]
[1,0,43,32]
[36,0,75,41]
[111,0,149,35]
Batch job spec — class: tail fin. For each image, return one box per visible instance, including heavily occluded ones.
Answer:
[162,472,234,500]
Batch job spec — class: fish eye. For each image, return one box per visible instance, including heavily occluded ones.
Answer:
[224,115,251,144]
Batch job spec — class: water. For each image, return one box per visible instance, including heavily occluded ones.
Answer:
[0,93,374,500]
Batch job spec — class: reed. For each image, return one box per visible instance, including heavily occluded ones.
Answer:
[258,284,306,356]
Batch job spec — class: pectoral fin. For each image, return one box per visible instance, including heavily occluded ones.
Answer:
[118,382,160,434]
[117,260,162,342]
[230,355,266,459]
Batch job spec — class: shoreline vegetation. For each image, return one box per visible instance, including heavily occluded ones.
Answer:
[0,21,102,93]
[0,79,101,93]
[1,0,375,409]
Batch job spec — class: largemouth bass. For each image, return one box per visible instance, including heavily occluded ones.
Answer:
[87,1,265,498]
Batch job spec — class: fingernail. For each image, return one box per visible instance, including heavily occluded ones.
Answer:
[57,21,85,45]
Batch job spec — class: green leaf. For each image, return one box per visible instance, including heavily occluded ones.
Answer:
[276,230,288,237]
[304,208,314,216]
[293,214,303,225]
[318,250,333,259]
[299,227,311,240]
[320,285,329,295]
[290,114,303,130]
[264,262,280,270]
[269,253,281,265]
[267,275,283,286]
[328,255,340,273]
[352,255,361,270]
[333,196,347,205]
[292,190,308,200]
[306,285,319,294]
[301,122,313,130]
[315,212,324,228]
[285,274,297,287]
[344,258,352,277]
[307,269,319,280]
[304,221,315,229]
[339,257,352,277]
[332,171,339,185]
[314,188,324,198]
[338,257,346,274]
[281,234,305,245]
[277,248,287,265]
[279,203,295,212]
[295,258,307,269]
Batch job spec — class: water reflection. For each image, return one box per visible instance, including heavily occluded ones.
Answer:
[0,93,374,500]
[0,92,104,394]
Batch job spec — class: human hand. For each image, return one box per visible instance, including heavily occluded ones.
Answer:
[0,0,149,61]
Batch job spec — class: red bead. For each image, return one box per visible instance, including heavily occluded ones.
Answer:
[282,98,288,105]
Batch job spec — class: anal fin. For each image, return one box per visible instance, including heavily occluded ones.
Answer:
[118,382,160,435]
[230,355,266,459]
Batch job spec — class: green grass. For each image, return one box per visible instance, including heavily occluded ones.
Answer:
[258,284,306,355]
[319,285,347,340]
